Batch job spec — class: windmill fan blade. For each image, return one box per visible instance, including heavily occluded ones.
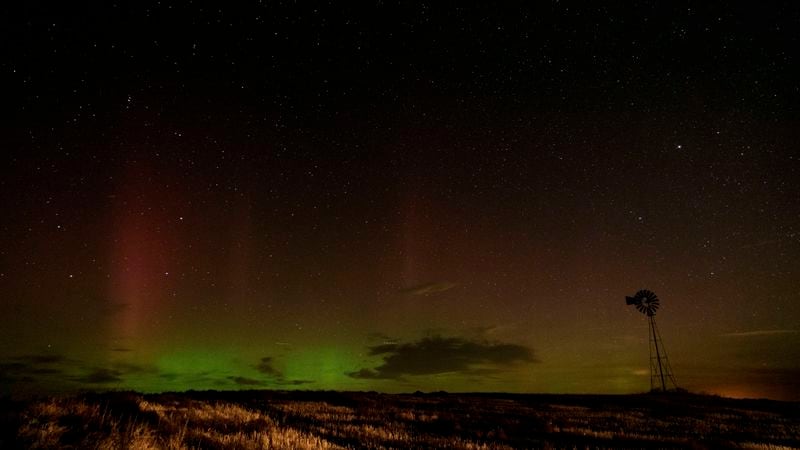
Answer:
[629,289,662,316]
[645,297,660,315]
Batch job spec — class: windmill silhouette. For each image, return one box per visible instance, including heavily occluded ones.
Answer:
[626,289,678,392]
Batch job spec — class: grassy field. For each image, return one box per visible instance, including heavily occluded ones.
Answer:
[0,390,797,449]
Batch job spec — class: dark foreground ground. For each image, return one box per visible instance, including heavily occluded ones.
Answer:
[0,390,797,449]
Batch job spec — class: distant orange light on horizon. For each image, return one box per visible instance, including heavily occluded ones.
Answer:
[706,385,768,400]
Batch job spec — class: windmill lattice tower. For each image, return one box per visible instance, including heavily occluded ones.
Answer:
[625,289,678,392]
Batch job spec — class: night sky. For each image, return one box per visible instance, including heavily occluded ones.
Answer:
[2,3,799,401]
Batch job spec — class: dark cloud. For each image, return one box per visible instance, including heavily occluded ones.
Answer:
[0,351,165,390]
[0,362,28,373]
[399,281,458,296]
[110,362,156,374]
[366,333,400,347]
[0,354,68,383]
[255,357,281,377]
[13,354,66,365]
[110,347,134,352]
[348,368,383,380]
[71,362,156,385]
[0,364,28,384]
[348,335,536,380]
[279,379,313,386]
[0,354,158,387]
[28,367,62,375]
[228,376,264,386]
[253,356,313,386]
[78,368,124,384]
[367,332,395,341]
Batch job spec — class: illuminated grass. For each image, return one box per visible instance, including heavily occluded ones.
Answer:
[3,391,798,449]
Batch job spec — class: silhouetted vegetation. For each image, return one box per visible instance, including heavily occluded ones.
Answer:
[1,391,797,449]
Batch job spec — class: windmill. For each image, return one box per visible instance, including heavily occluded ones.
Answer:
[626,289,678,392]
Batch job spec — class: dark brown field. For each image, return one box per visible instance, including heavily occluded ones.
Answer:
[1,390,797,449]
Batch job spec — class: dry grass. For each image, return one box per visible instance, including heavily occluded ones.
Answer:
[14,395,340,449]
[3,391,798,449]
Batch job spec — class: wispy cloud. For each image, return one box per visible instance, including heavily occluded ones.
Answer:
[720,329,799,338]
[398,281,457,296]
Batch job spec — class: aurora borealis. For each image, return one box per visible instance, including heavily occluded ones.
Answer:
[2,4,799,401]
